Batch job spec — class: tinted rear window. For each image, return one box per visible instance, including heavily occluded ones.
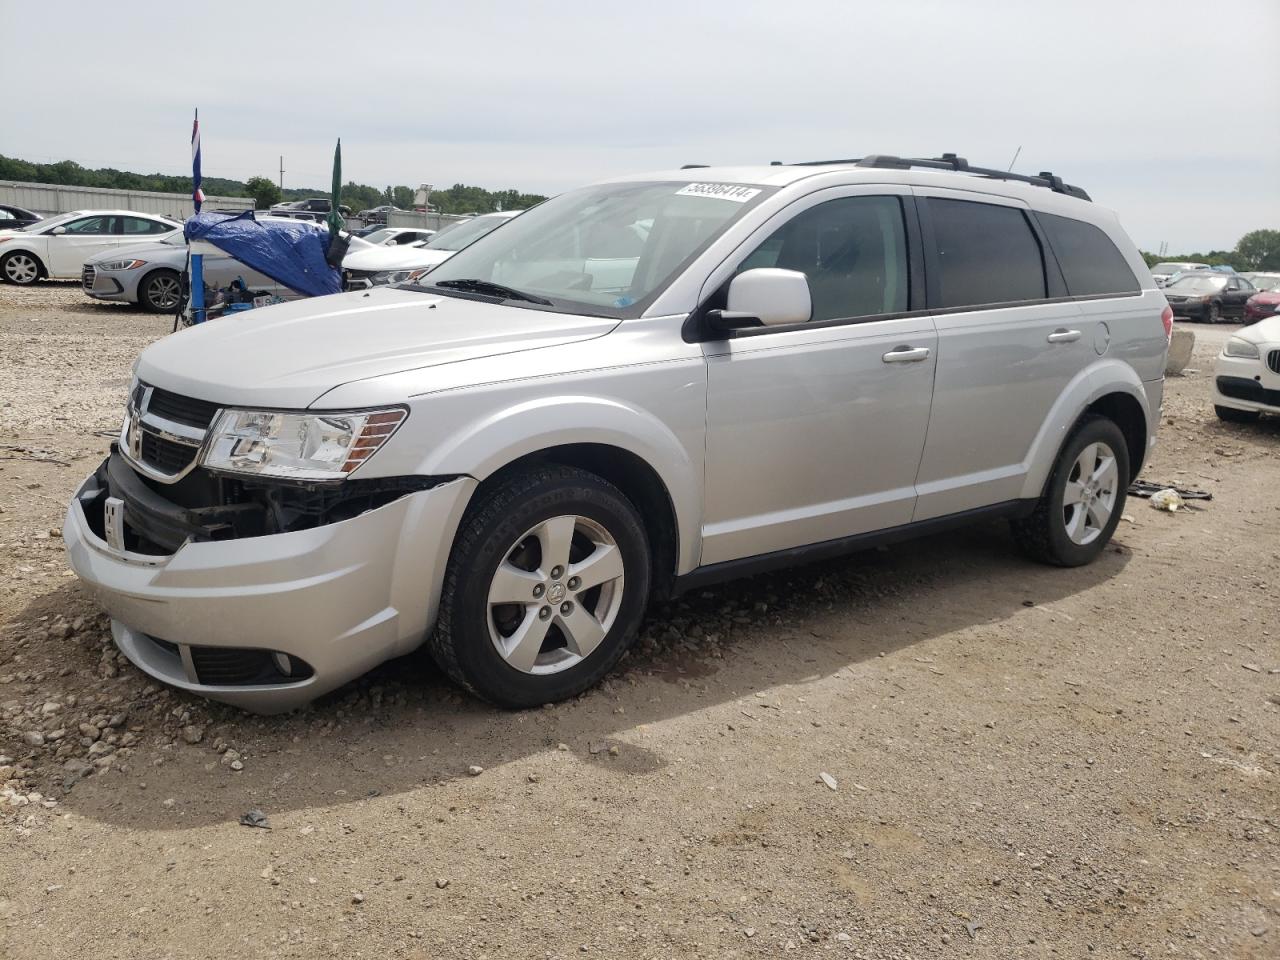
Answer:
[1038,212,1138,297]
[928,199,1046,308]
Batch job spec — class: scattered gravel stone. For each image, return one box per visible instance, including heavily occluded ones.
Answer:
[466,765,484,776]
[181,724,205,744]
[819,772,838,791]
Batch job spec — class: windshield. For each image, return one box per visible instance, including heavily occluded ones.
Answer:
[1246,274,1280,291]
[1166,275,1227,294]
[421,181,775,316]
[361,228,396,244]
[422,215,513,252]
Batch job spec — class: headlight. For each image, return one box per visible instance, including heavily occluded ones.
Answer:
[201,407,407,480]
[95,259,147,272]
[1224,337,1260,359]
[370,269,416,285]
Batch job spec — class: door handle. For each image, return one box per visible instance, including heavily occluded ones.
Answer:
[882,346,931,363]
[1047,328,1081,343]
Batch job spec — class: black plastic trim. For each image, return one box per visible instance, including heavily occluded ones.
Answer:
[672,500,1036,594]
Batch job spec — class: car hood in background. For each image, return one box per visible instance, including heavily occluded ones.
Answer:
[84,241,182,266]
[134,287,618,408]
[1235,315,1280,342]
[342,244,453,272]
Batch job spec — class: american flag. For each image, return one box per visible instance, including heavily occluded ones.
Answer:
[191,109,204,213]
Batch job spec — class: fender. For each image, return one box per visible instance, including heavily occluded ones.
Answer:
[1019,357,1151,501]
[414,393,704,575]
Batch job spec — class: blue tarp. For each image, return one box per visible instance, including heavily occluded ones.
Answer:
[184,212,341,298]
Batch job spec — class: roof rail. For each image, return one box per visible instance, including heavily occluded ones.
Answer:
[790,153,1091,201]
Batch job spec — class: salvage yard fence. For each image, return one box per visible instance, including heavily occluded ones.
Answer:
[0,180,253,220]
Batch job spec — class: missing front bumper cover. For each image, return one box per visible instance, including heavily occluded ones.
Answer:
[81,449,454,555]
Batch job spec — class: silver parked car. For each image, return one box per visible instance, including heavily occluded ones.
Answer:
[64,155,1170,713]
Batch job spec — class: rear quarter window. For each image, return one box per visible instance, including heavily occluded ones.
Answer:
[1038,212,1139,297]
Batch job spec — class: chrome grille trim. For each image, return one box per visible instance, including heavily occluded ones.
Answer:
[120,383,221,484]
[1268,349,1280,376]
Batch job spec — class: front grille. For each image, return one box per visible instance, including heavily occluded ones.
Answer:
[1268,350,1280,375]
[146,386,221,429]
[82,265,95,290]
[140,432,199,473]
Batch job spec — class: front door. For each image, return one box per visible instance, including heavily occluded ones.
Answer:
[49,215,120,276]
[700,190,936,566]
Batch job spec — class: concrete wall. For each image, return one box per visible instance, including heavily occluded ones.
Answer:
[0,180,253,219]
[385,210,470,232]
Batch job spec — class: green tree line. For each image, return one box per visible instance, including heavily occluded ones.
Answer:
[0,154,546,218]
[1141,229,1280,272]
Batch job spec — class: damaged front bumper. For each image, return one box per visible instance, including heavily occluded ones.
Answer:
[63,453,476,713]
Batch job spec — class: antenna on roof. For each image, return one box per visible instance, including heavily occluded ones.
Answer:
[1007,146,1022,172]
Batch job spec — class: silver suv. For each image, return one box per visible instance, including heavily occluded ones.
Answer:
[64,155,1171,713]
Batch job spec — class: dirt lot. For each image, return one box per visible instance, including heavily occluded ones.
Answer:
[1,284,1277,959]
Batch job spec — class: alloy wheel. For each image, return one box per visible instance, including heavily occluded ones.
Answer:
[1062,441,1118,545]
[147,275,181,310]
[3,254,38,284]
[486,514,625,675]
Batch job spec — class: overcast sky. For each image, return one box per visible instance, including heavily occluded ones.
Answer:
[2,0,1277,252]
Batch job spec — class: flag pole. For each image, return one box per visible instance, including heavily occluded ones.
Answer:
[190,108,205,323]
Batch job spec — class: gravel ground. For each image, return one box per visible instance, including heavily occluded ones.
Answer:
[1,283,1277,959]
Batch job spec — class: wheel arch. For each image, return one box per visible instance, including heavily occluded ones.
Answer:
[138,266,182,308]
[409,394,703,581]
[475,443,682,599]
[1,246,46,281]
[1019,359,1153,500]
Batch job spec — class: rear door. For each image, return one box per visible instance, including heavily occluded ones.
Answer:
[912,190,1088,520]
[48,215,121,277]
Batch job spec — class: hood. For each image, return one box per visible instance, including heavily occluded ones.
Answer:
[134,286,618,408]
[1235,315,1280,344]
[1248,291,1280,305]
[85,240,181,265]
[342,243,452,272]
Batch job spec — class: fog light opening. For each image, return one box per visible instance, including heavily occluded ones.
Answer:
[272,652,294,677]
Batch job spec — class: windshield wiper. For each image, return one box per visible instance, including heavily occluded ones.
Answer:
[431,278,552,305]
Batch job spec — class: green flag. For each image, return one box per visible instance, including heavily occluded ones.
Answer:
[327,138,343,236]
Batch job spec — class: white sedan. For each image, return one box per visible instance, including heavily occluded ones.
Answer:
[343,210,522,289]
[1213,313,1280,422]
[0,210,182,285]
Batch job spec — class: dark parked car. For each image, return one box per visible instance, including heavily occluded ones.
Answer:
[1163,271,1257,323]
[270,198,352,216]
[1243,274,1280,323]
[0,204,42,230]
[357,204,400,224]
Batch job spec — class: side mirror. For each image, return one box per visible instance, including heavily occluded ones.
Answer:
[51,226,67,236]
[708,268,811,333]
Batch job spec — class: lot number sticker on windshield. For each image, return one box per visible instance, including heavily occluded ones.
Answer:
[676,183,762,203]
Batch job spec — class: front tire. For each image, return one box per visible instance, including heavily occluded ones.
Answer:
[430,465,651,707]
[1012,416,1129,567]
[1207,302,1222,323]
[139,269,182,313]
[1215,404,1260,423]
[1,251,42,285]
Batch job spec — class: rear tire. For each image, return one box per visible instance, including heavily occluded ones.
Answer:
[1,251,42,285]
[1215,404,1260,423]
[1012,416,1129,567]
[139,269,182,313]
[430,465,651,708]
